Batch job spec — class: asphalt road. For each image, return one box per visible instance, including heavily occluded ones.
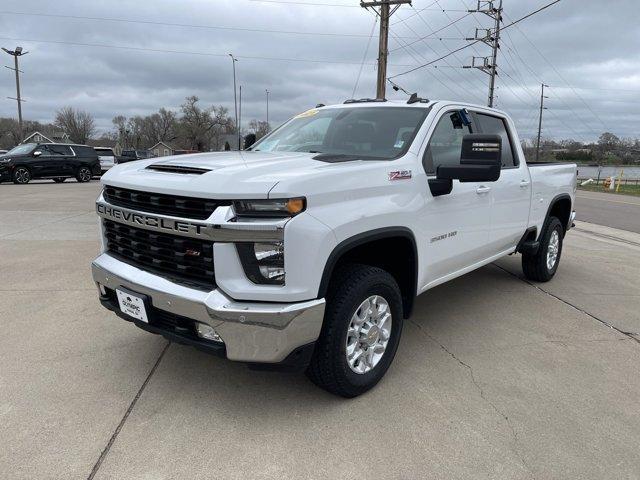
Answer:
[1,181,639,479]
[575,189,640,233]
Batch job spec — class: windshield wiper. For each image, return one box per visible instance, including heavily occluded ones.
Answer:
[312,153,383,163]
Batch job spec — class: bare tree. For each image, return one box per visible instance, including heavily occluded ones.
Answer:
[55,107,96,144]
[179,96,231,151]
[248,119,271,140]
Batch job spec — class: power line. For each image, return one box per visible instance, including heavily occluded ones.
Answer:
[0,10,423,39]
[249,0,467,9]
[0,35,420,67]
[389,11,472,51]
[352,16,378,98]
[390,0,561,79]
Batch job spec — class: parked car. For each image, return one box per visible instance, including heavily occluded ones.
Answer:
[94,146,117,173]
[116,149,154,164]
[0,143,100,184]
[92,99,577,397]
[0,149,8,155]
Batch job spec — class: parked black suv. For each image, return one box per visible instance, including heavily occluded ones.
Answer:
[0,143,101,184]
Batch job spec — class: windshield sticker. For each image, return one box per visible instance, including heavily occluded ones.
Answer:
[394,140,405,148]
[295,109,319,119]
[388,170,412,181]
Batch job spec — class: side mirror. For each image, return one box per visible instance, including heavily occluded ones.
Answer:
[437,134,502,183]
[33,150,42,157]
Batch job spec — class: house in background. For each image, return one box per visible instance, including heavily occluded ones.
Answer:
[150,141,176,157]
[22,131,70,144]
[150,141,199,157]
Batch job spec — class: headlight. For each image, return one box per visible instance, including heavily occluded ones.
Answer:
[233,198,305,218]
[236,241,285,285]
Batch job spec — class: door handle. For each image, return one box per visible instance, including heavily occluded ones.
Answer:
[476,185,491,194]
[520,180,530,188]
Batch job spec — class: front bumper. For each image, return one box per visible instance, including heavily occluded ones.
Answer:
[91,253,325,365]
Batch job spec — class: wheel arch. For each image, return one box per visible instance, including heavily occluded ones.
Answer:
[544,193,572,236]
[318,227,418,318]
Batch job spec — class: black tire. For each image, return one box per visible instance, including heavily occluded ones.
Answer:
[76,166,92,183]
[12,166,31,184]
[522,216,564,282]
[53,177,66,183]
[306,264,403,398]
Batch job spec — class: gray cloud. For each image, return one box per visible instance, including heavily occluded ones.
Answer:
[0,0,638,142]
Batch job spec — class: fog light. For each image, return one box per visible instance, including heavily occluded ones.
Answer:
[195,323,223,343]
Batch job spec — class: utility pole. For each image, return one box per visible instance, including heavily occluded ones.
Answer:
[239,85,242,149]
[228,53,239,150]
[464,0,503,107]
[360,0,411,100]
[265,89,270,129]
[535,83,549,162]
[2,46,28,140]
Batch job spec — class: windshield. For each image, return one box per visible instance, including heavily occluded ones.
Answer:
[6,143,36,156]
[251,106,429,160]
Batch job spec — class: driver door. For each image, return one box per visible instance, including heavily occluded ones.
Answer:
[418,109,494,288]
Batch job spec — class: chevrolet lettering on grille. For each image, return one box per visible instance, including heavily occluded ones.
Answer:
[96,203,207,237]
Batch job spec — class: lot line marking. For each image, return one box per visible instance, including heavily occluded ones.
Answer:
[87,341,170,480]
[493,264,640,344]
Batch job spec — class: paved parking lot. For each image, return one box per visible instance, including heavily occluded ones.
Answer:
[1,181,639,479]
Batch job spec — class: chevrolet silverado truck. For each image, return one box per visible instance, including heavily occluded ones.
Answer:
[92,99,577,397]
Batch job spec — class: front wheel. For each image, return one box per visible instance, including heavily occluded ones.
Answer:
[522,216,564,282]
[306,264,403,398]
[76,166,92,183]
[12,167,31,184]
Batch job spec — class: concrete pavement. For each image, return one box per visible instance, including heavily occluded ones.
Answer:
[575,189,640,233]
[1,181,639,479]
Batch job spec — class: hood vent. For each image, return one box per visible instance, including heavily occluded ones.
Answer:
[146,164,211,175]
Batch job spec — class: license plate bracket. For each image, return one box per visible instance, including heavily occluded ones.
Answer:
[116,287,150,323]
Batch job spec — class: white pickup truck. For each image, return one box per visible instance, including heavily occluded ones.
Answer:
[92,99,577,397]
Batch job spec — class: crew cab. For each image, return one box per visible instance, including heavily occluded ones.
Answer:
[0,143,100,184]
[92,99,577,397]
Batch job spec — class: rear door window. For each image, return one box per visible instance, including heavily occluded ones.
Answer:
[474,113,517,168]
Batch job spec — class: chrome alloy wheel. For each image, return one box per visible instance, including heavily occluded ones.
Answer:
[14,167,30,183]
[547,230,560,271]
[346,295,392,374]
[79,168,91,182]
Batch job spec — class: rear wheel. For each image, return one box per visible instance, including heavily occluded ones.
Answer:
[53,177,66,183]
[522,216,563,282]
[76,166,92,183]
[306,264,403,398]
[12,167,31,184]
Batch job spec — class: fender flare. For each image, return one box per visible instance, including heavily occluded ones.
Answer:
[317,227,418,318]
[543,193,573,236]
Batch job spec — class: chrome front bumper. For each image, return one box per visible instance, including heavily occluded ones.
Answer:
[91,253,325,363]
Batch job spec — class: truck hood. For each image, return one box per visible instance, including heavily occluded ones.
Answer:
[100,150,340,199]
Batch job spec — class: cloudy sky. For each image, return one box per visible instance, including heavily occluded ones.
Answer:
[0,0,638,142]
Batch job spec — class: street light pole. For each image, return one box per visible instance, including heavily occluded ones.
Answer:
[2,46,28,140]
[228,53,239,150]
[265,89,270,129]
[239,85,242,149]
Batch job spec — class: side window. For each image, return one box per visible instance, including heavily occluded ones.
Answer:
[422,111,471,174]
[475,114,517,168]
[48,145,72,156]
[36,145,53,156]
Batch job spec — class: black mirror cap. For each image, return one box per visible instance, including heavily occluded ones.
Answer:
[436,163,501,183]
[461,134,502,166]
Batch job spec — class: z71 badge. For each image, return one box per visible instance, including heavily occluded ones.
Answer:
[388,170,412,181]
